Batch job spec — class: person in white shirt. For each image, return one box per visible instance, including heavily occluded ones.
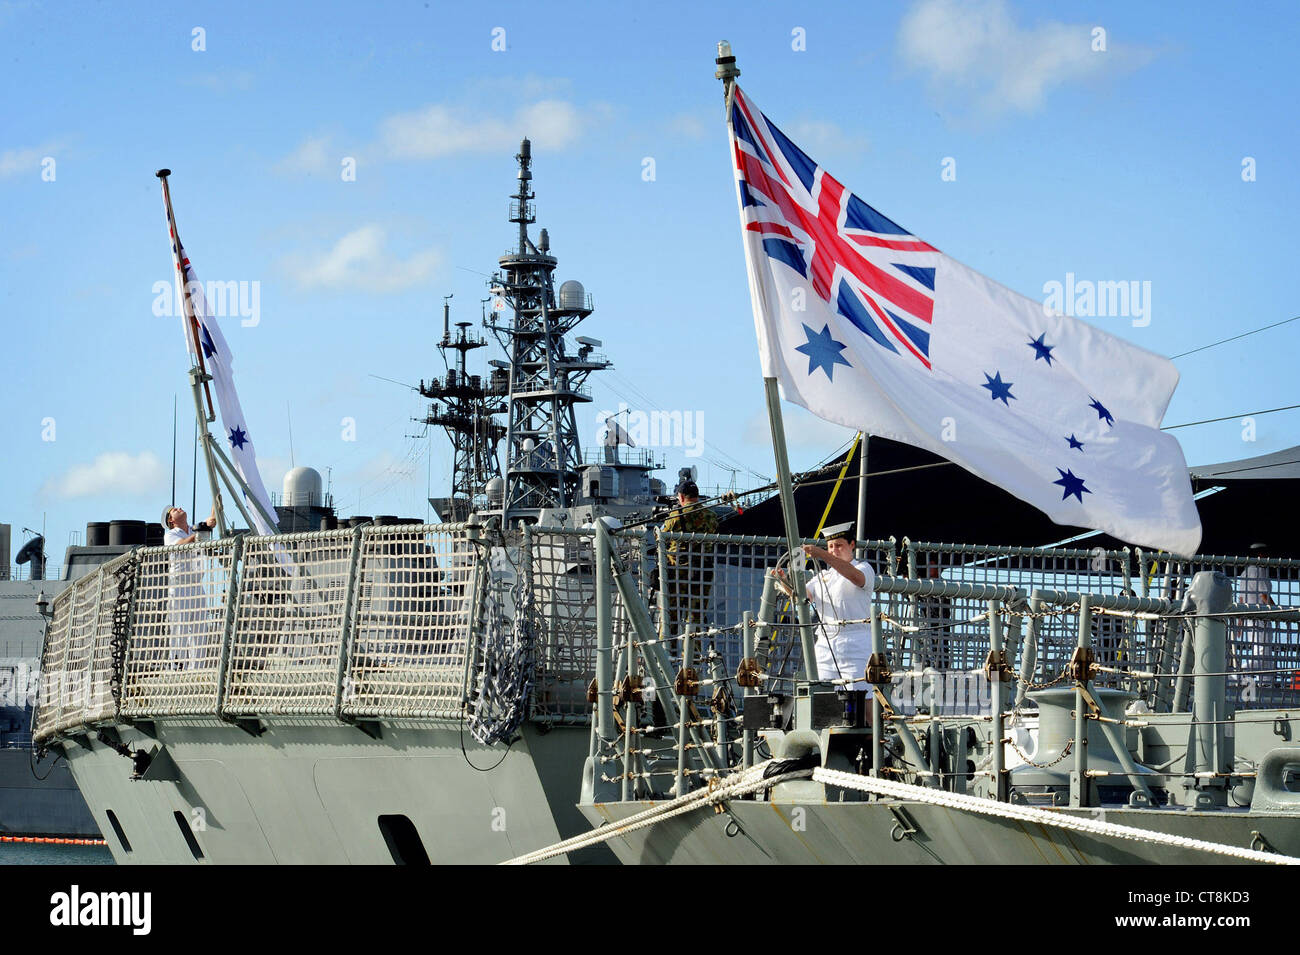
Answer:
[775,522,876,688]
[1236,543,1276,685]
[161,505,216,669]
[162,506,215,545]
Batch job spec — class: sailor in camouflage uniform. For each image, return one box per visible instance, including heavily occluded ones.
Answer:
[659,480,718,635]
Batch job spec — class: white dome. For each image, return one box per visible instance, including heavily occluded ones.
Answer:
[558,280,586,311]
[283,466,323,507]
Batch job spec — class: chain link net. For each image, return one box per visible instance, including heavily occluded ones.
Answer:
[30,527,1300,741]
[223,531,355,716]
[340,524,480,719]
[117,539,238,718]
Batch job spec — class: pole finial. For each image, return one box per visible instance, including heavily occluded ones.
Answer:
[714,41,739,83]
[155,168,171,179]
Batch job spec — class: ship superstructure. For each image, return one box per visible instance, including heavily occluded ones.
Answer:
[471,138,662,525]
[420,299,507,522]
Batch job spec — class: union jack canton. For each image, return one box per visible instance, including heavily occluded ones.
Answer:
[730,85,940,371]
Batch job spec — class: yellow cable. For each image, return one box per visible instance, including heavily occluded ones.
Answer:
[812,431,862,539]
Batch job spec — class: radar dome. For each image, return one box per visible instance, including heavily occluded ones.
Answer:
[486,477,505,504]
[558,280,586,311]
[283,466,323,507]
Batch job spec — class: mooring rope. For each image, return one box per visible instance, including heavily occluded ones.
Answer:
[499,761,813,865]
[811,768,1299,866]
[502,764,1300,866]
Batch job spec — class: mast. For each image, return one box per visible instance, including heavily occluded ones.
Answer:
[716,44,819,679]
[419,297,507,521]
[485,139,610,524]
[157,168,231,536]
[157,168,279,536]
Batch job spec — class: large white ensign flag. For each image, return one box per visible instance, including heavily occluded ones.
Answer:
[163,186,279,537]
[728,85,1200,555]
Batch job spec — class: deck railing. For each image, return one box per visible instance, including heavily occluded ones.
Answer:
[33,524,482,741]
[30,525,1300,744]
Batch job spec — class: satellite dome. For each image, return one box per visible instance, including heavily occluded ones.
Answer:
[486,477,505,504]
[558,280,586,311]
[283,466,323,507]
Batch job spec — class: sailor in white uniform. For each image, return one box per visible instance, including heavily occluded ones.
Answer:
[162,505,215,670]
[1236,542,1276,684]
[777,522,876,687]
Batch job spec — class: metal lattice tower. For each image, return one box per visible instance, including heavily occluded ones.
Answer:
[420,297,507,522]
[486,139,610,523]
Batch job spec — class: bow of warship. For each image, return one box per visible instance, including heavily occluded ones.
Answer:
[31,142,675,865]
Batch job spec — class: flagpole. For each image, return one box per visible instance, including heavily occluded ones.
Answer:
[157,168,229,537]
[207,443,260,531]
[209,440,279,532]
[762,379,819,676]
[717,44,819,680]
[191,418,198,519]
[856,432,869,544]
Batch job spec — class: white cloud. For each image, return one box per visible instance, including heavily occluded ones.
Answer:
[281,224,442,293]
[0,144,56,178]
[256,455,291,490]
[43,451,167,499]
[273,78,591,172]
[666,112,709,140]
[898,0,1153,115]
[275,135,336,175]
[378,99,583,160]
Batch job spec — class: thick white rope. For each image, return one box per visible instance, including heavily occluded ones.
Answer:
[499,762,812,865]
[505,763,1299,865]
[812,767,1299,865]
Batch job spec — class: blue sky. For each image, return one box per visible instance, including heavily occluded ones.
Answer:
[2,0,1297,560]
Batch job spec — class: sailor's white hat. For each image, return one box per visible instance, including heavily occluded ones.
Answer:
[821,522,855,541]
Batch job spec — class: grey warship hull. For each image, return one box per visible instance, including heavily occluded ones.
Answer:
[2,572,99,838]
[580,801,1300,865]
[33,521,625,864]
[561,529,1300,868]
[0,748,98,838]
[58,721,595,864]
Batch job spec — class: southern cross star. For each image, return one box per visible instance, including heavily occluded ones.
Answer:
[1088,396,1114,427]
[981,371,1015,405]
[1027,333,1055,365]
[228,426,249,450]
[1053,468,1090,503]
[795,323,851,381]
